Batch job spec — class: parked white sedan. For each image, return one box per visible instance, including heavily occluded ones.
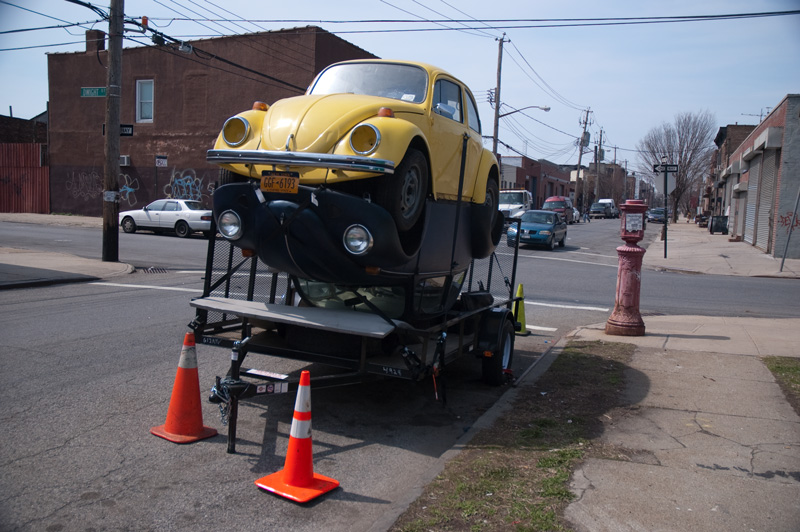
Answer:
[119,199,213,238]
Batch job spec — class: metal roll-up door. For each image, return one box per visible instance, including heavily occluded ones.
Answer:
[744,154,761,245]
[755,149,777,251]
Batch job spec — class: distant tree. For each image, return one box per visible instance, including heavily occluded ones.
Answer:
[636,111,716,222]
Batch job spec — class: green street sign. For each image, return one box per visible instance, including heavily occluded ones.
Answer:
[81,87,107,97]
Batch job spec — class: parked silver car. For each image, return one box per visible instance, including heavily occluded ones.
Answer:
[119,199,212,238]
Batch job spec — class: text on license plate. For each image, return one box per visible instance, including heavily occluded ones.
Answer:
[261,171,299,194]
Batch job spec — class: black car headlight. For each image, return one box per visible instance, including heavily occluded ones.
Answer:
[350,123,380,155]
[343,224,373,255]
[222,116,250,147]
[218,210,243,240]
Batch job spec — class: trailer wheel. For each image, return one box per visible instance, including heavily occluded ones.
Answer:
[482,318,514,386]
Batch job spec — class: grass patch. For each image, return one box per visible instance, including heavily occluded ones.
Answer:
[763,356,800,416]
[391,340,635,532]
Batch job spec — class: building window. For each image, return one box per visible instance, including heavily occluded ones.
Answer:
[136,79,154,123]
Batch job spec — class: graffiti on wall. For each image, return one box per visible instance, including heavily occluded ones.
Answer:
[118,173,140,207]
[777,211,800,235]
[163,167,208,202]
[65,170,103,199]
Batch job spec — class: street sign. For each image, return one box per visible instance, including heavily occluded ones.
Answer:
[155,155,168,167]
[81,87,107,97]
[653,164,679,173]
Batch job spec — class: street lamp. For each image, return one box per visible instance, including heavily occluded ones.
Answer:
[498,104,551,118]
[492,104,550,155]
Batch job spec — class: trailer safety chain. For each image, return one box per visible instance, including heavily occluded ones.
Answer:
[209,377,231,426]
[400,347,423,381]
[433,332,447,405]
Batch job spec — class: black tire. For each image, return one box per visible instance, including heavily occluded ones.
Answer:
[121,217,136,234]
[219,168,248,185]
[482,318,515,386]
[375,148,428,232]
[175,220,191,238]
[558,232,566,247]
[547,236,556,251]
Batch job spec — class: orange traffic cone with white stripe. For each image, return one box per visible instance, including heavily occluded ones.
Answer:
[151,332,217,443]
[255,370,339,503]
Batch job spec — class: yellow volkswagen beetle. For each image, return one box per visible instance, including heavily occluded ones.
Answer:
[208,59,501,293]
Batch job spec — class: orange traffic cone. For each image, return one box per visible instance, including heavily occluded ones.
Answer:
[255,370,339,503]
[151,332,217,443]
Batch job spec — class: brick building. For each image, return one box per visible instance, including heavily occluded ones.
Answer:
[713,95,800,258]
[500,155,573,208]
[46,26,376,215]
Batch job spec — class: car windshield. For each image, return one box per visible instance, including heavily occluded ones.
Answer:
[521,212,555,224]
[542,200,566,209]
[308,62,428,104]
[183,201,204,210]
[591,203,604,209]
[500,192,525,204]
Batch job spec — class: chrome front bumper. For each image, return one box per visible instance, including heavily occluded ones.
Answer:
[207,149,395,175]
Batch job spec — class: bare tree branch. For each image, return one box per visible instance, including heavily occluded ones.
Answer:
[635,110,716,222]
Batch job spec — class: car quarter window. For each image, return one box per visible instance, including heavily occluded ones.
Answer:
[466,91,481,133]
[432,79,462,122]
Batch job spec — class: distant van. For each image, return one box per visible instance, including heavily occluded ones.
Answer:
[542,196,575,224]
[598,199,619,218]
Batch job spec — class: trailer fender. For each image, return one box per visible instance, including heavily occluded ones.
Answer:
[477,308,515,386]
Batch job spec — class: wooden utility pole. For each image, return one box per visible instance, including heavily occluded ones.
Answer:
[575,108,590,215]
[594,129,603,199]
[491,33,508,156]
[102,0,123,262]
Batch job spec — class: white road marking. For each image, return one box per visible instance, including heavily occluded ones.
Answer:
[524,300,610,312]
[496,251,619,268]
[89,282,200,293]
[526,324,557,332]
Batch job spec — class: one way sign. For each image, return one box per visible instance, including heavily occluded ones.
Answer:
[653,164,679,173]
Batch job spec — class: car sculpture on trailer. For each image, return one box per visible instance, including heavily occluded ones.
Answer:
[207,60,502,318]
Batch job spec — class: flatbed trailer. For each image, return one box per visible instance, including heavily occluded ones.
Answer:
[189,222,521,453]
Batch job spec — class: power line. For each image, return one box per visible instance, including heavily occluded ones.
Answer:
[141,9,800,32]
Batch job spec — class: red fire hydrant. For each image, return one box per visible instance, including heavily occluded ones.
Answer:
[605,200,648,336]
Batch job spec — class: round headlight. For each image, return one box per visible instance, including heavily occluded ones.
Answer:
[222,116,250,147]
[343,224,373,255]
[349,123,380,155]
[218,210,243,240]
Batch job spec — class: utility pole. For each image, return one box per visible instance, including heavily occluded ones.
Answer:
[594,129,603,199]
[575,108,590,216]
[491,33,508,157]
[102,0,123,262]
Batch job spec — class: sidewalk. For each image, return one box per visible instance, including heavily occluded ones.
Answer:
[0,213,130,289]
[642,217,800,278]
[562,316,800,531]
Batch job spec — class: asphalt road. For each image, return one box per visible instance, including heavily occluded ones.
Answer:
[2,218,800,531]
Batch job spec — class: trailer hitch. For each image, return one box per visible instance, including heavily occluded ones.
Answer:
[209,376,260,425]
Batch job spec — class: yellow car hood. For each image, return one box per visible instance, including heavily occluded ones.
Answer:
[261,93,423,153]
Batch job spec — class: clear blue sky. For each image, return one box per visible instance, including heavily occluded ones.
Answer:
[2,0,799,172]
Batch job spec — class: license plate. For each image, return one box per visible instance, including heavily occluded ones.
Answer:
[260,171,299,194]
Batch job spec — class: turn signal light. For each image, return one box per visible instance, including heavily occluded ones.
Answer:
[252,101,269,111]
[377,107,394,118]
[241,249,255,257]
